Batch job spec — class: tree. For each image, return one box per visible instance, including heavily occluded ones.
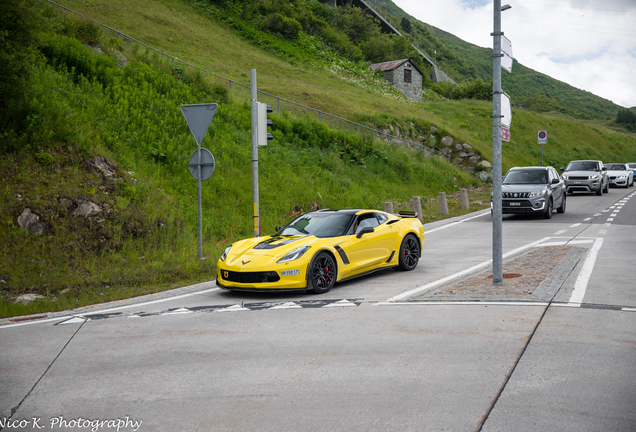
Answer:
[400,17,412,34]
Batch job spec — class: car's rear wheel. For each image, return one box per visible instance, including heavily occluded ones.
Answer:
[556,193,566,214]
[398,234,420,271]
[543,199,553,219]
[307,252,336,294]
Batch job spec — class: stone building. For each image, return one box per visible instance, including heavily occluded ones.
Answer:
[369,58,423,102]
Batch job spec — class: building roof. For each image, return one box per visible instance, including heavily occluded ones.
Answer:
[368,58,423,76]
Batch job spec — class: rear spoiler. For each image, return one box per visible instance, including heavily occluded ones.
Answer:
[396,210,418,218]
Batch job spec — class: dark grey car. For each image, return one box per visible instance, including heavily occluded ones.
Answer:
[494,166,566,219]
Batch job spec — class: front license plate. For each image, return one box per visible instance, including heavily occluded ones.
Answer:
[510,202,521,206]
[281,269,301,277]
[574,182,581,184]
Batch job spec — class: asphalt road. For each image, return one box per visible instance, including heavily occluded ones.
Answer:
[1,187,635,432]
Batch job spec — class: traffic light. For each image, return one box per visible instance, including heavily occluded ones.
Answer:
[257,102,273,146]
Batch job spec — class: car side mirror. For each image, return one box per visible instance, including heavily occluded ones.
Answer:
[551,178,560,184]
[356,226,374,238]
[560,167,565,171]
[602,167,607,171]
[275,226,282,233]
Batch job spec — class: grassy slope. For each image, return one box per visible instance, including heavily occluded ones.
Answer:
[375,0,623,119]
[1,0,635,317]
[60,0,636,167]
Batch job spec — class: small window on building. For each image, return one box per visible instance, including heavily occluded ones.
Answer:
[404,69,412,83]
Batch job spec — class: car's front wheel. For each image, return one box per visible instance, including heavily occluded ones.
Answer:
[543,199,553,219]
[398,234,420,271]
[603,181,609,193]
[307,251,336,294]
[557,193,566,214]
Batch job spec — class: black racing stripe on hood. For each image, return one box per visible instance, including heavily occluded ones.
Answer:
[252,236,308,250]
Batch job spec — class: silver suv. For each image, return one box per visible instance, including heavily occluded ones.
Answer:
[561,160,608,196]
[494,166,566,219]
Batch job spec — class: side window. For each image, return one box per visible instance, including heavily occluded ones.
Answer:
[376,213,388,224]
[351,213,379,234]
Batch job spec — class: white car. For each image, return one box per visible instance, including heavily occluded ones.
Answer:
[605,163,634,188]
[628,163,636,181]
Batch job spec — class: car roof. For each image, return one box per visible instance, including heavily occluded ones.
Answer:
[508,166,552,171]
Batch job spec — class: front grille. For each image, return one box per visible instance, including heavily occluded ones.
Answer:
[503,192,530,198]
[568,176,589,181]
[222,271,280,284]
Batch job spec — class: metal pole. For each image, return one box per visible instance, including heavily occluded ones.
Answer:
[250,69,260,237]
[492,0,503,284]
[197,147,203,259]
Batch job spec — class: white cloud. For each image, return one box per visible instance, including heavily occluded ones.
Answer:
[392,0,636,108]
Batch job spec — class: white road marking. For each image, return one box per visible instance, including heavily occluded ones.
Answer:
[583,217,592,221]
[1,287,221,329]
[323,299,358,308]
[623,308,636,312]
[217,304,250,312]
[425,211,490,234]
[570,223,581,228]
[567,238,604,305]
[385,237,552,302]
[269,302,303,310]
[607,218,614,222]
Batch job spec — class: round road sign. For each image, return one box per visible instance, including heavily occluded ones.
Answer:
[537,130,548,144]
[189,148,215,181]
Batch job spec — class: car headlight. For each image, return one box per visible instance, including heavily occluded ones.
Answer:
[562,175,569,180]
[220,245,232,261]
[529,189,547,198]
[277,246,310,264]
[590,175,599,179]
[618,175,626,179]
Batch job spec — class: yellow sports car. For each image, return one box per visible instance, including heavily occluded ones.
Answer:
[216,209,424,294]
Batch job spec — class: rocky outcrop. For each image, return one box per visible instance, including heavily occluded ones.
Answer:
[73,200,103,218]
[17,208,47,236]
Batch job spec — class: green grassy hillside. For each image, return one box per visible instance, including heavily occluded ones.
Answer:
[374,0,623,120]
[1,0,635,317]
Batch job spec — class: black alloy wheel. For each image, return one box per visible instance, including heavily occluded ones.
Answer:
[308,252,336,294]
[543,199,553,219]
[398,234,420,271]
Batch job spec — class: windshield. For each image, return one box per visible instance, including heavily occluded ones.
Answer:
[628,163,636,169]
[566,161,599,171]
[605,164,626,170]
[503,170,548,184]
[277,213,353,238]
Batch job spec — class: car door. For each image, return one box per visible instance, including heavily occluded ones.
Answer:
[345,212,395,276]
[549,168,564,205]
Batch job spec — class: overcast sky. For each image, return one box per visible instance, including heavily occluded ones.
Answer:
[392,0,636,108]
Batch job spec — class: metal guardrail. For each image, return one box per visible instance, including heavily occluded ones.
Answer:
[47,0,450,161]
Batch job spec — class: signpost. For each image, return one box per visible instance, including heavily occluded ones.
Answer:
[491,1,512,284]
[180,103,218,259]
[537,130,548,166]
